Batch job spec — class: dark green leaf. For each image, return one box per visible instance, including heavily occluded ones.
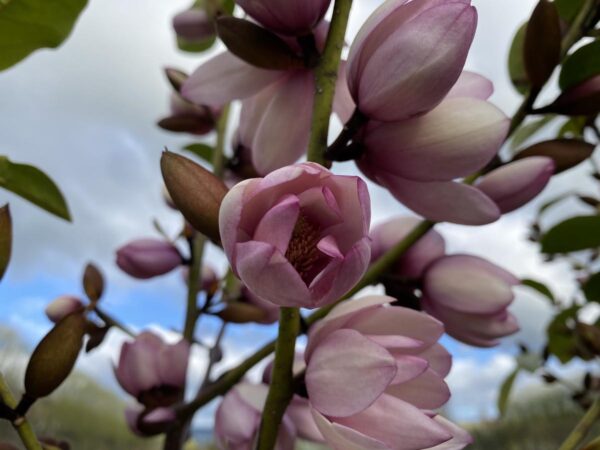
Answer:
[547,306,580,364]
[498,368,519,417]
[541,216,600,253]
[216,17,303,70]
[177,35,216,53]
[559,41,600,90]
[514,139,594,174]
[558,116,587,138]
[0,0,88,71]
[555,0,586,24]
[0,205,11,282]
[521,278,556,303]
[583,273,600,303]
[511,115,556,150]
[0,156,71,221]
[524,0,561,87]
[221,0,235,14]
[184,143,215,164]
[508,23,529,95]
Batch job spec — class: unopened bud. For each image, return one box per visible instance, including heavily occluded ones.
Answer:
[45,296,85,323]
[217,302,268,324]
[83,263,104,302]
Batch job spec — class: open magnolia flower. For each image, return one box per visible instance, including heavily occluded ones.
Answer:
[219,163,371,308]
[304,295,471,449]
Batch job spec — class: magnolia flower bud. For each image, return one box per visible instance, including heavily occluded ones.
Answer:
[116,239,182,279]
[305,295,468,449]
[476,157,555,213]
[347,0,477,121]
[546,75,600,116]
[172,9,215,43]
[115,332,190,407]
[422,255,520,347]
[158,94,218,136]
[236,0,331,36]
[219,163,371,308]
[45,296,85,323]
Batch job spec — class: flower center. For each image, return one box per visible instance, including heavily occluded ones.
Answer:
[285,214,322,283]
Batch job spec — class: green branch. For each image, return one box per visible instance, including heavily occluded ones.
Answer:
[0,373,42,450]
[306,0,353,165]
[558,399,600,450]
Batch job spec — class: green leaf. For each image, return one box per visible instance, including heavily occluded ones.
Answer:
[221,0,235,14]
[521,278,556,304]
[508,23,529,95]
[177,35,216,53]
[555,0,586,24]
[516,352,543,373]
[511,115,556,150]
[583,272,600,303]
[558,116,587,138]
[559,41,600,90]
[0,0,88,71]
[184,143,215,164]
[0,204,11,282]
[547,305,580,364]
[541,216,600,253]
[0,156,71,221]
[514,138,594,174]
[498,368,519,417]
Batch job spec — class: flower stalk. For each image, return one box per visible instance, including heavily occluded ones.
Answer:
[558,398,600,450]
[0,373,42,450]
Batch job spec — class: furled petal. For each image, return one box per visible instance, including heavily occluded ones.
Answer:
[235,241,310,307]
[363,98,509,182]
[416,344,453,378]
[423,255,518,314]
[252,72,314,175]
[287,397,325,443]
[357,3,477,121]
[253,194,300,254]
[446,71,494,100]
[390,355,429,385]
[157,339,190,388]
[476,157,555,213]
[426,416,473,450]
[297,186,343,228]
[182,52,283,107]
[386,368,451,410]
[374,174,501,225]
[115,340,161,397]
[317,235,344,259]
[334,394,453,450]
[334,61,356,123]
[215,386,261,447]
[312,408,390,450]
[306,329,397,418]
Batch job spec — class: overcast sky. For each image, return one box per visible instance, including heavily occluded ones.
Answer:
[0,0,597,429]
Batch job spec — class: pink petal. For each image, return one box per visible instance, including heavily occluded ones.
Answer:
[253,194,300,255]
[334,394,453,450]
[287,397,325,443]
[334,60,356,123]
[312,408,390,450]
[215,386,260,447]
[157,339,190,388]
[476,157,555,213]
[317,235,344,259]
[446,71,494,100]
[423,255,518,315]
[390,355,430,385]
[115,340,161,397]
[297,186,343,229]
[306,329,397,418]
[417,344,453,378]
[365,334,425,351]
[251,72,314,175]
[426,416,473,450]
[363,98,509,182]
[182,52,283,107]
[235,240,310,307]
[386,368,451,410]
[375,174,501,225]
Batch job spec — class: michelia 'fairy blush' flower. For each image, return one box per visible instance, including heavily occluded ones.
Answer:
[355,71,509,225]
[422,255,520,347]
[45,296,85,323]
[476,157,555,214]
[305,295,469,450]
[215,383,296,450]
[236,0,331,36]
[116,239,182,279]
[115,332,190,406]
[347,0,477,122]
[370,216,445,279]
[219,163,371,308]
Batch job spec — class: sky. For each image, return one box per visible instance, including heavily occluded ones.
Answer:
[0,0,598,431]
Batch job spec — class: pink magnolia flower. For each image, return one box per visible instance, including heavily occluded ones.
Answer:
[370,216,445,279]
[219,163,371,308]
[215,383,296,450]
[236,0,331,36]
[476,157,555,214]
[347,0,477,122]
[181,25,349,175]
[125,406,176,437]
[422,255,520,347]
[172,9,215,43]
[116,239,182,279]
[115,332,190,407]
[305,295,469,450]
[356,71,509,225]
[45,296,85,323]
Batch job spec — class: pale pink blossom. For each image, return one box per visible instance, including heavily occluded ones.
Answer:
[116,239,182,279]
[45,296,84,323]
[219,163,371,308]
[422,255,520,347]
[305,295,469,450]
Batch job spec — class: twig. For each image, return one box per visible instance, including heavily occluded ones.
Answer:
[0,373,42,450]
[558,398,600,450]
